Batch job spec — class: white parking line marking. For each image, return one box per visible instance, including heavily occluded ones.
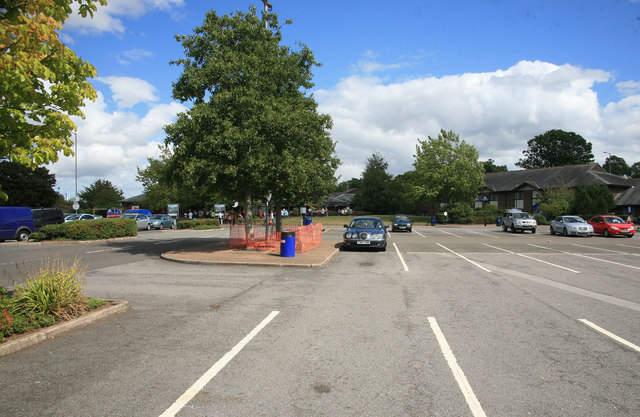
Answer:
[159,311,280,417]
[0,257,47,266]
[616,243,640,250]
[428,317,487,417]
[483,244,580,273]
[579,319,640,353]
[465,229,499,238]
[571,243,640,257]
[414,230,426,238]
[528,244,640,270]
[437,243,491,272]
[393,243,409,272]
[438,229,463,238]
[85,248,122,254]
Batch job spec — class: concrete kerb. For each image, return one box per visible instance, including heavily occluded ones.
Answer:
[0,300,129,357]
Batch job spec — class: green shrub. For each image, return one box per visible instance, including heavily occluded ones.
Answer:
[41,219,137,240]
[28,232,46,241]
[445,204,474,224]
[177,219,220,229]
[12,255,89,321]
[88,297,107,310]
[533,214,548,225]
[40,223,68,240]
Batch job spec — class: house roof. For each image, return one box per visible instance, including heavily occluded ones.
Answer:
[120,193,146,204]
[483,163,631,192]
[614,181,640,206]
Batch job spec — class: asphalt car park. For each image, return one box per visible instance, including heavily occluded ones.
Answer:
[1,225,638,416]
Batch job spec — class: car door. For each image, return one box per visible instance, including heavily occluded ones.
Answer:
[591,217,603,234]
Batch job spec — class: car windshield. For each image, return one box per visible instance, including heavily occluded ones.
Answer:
[394,215,409,221]
[513,213,531,219]
[604,216,624,224]
[565,217,585,223]
[151,214,163,219]
[351,219,383,229]
[121,214,136,219]
[65,214,80,221]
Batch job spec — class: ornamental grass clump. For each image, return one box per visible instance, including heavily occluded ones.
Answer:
[13,255,89,321]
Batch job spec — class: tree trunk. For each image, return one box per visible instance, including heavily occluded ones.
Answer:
[243,191,254,244]
[274,196,282,233]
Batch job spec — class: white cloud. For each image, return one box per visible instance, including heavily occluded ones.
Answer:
[64,0,184,35]
[617,80,640,97]
[49,89,187,198]
[316,60,640,180]
[116,48,154,65]
[97,76,159,109]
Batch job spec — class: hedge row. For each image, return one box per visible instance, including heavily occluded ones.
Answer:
[32,218,138,241]
[176,219,220,230]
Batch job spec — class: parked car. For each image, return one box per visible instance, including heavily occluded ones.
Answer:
[588,215,635,238]
[121,213,150,231]
[391,214,412,232]
[31,208,65,231]
[342,216,389,251]
[0,206,34,242]
[502,209,537,233]
[550,216,594,237]
[149,214,175,230]
[64,213,95,222]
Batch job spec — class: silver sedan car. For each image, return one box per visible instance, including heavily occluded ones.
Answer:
[550,215,594,237]
[121,213,150,231]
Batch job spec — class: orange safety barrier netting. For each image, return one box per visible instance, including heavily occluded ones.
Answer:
[228,223,323,252]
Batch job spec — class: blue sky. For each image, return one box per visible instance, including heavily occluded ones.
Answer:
[51,0,640,199]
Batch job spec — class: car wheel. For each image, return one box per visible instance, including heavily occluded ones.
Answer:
[159,224,164,230]
[532,228,536,234]
[511,224,516,233]
[604,229,610,237]
[550,226,554,235]
[626,235,633,238]
[408,228,412,233]
[146,223,150,231]
[502,223,507,232]
[171,223,176,229]
[563,228,568,237]
[17,230,30,241]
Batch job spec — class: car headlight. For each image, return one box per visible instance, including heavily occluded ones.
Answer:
[370,233,384,240]
[345,232,357,239]
[611,226,619,231]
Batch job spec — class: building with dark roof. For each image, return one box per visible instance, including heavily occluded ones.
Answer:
[479,163,633,214]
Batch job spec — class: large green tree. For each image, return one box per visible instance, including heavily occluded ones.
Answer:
[0,0,105,200]
[482,159,508,173]
[0,161,58,207]
[570,184,615,218]
[631,162,640,178]
[603,155,631,177]
[165,7,337,236]
[516,129,594,169]
[78,179,123,209]
[352,152,393,214]
[413,129,484,206]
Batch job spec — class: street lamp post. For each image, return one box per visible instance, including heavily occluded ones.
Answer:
[604,151,612,174]
[74,132,78,213]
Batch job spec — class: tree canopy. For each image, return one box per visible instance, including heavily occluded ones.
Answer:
[413,129,484,206]
[516,129,594,169]
[0,161,58,207]
[603,155,631,177]
[352,152,393,214]
[165,7,338,233]
[0,0,105,201]
[570,184,615,219]
[482,159,508,173]
[78,179,124,209]
[631,162,640,179]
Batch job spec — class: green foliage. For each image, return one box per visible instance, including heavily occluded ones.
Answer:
[79,179,124,209]
[533,214,548,225]
[28,232,46,241]
[12,255,89,321]
[446,204,473,224]
[413,129,484,206]
[630,162,640,178]
[0,161,58,206]
[537,187,574,219]
[352,152,393,214]
[603,155,631,176]
[516,129,594,168]
[0,0,106,201]
[39,219,137,240]
[88,297,107,309]
[165,6,338,236]
[482,159,508,173]
[177,219,219,229]
[571,184,615,219]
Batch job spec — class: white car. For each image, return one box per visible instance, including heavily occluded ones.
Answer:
[502,209,537,233]
[121,213,150,231]
[64,213,95,222]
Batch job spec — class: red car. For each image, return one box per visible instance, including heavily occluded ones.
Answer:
[588,215,635,238]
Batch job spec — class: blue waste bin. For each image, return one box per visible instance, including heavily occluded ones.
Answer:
[303,215,312,226]
[431,215,437,226]
[280,231,296,257]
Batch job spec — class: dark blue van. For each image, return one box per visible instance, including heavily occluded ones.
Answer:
[0,207,34,242]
